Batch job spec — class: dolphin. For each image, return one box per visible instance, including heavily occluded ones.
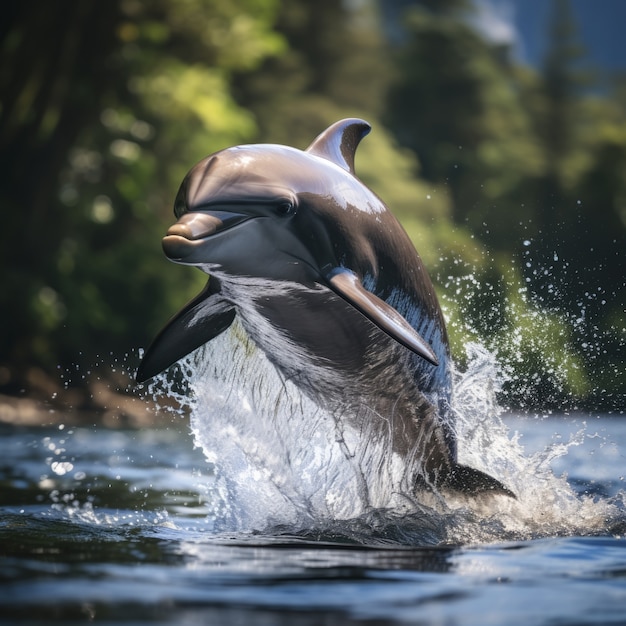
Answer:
[137,118,514,499]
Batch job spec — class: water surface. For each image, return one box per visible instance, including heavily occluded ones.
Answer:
[1,412,625,625]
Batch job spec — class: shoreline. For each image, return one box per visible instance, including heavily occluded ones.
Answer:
[0,386,186,430]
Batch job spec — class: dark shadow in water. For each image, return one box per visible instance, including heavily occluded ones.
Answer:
[0,603,421,626]
[0,508,457,625]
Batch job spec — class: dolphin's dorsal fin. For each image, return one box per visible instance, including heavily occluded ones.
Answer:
[306,118,371,174]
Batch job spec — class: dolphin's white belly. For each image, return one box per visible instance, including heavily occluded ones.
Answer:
[215,272,454,467]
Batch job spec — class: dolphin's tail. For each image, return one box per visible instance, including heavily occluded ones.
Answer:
[443,464,516,499]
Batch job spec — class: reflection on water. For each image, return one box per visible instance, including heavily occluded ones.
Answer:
[0,414,625,625]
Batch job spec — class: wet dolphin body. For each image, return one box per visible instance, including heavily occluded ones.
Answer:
[137,118,513,498]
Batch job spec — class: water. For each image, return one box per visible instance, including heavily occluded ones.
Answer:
[1,330,625,625]
[0,324,626,626]
[1,414,625,625]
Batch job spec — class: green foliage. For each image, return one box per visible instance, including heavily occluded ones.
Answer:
[0,0,284,383]
[0,0,623,411]
[386,6,545,243]
[385,0,624,410]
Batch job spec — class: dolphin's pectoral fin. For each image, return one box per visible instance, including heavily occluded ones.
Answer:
[327,269,439,366]
[444,464,516,499]
[305,118,371,174]
[136,279,236,383]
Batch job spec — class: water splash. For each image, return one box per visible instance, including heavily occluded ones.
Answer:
[144,314,624,546]
[180,320,420,531]
[444,342,624,543]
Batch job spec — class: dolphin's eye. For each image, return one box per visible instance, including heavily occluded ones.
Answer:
[276,201,296,217]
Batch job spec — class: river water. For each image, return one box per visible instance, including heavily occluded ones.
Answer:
[1,335,625,624]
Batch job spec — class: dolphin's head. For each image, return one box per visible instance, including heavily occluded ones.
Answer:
[138,120,443,381]
[160,119,388,283]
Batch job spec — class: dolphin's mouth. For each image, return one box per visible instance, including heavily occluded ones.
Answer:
[162,211,252,259]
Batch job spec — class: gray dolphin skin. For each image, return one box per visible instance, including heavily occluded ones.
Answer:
[137,118,514,499]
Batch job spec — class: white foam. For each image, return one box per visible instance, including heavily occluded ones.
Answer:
[149,320,623,544]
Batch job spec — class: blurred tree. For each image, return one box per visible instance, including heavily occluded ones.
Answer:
[533,0,591,232]
[383,0,626,409]
[385,4,543,243]
[518,0,626,408]
[0,0,283,392]
[0,1,123,383]
[233,0,391,145]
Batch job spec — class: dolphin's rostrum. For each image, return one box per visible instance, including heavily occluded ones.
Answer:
[137,118,514,499]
